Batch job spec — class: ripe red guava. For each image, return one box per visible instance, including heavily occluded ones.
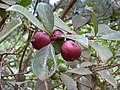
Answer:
[31,31,51,50]
[61,40,81,61]
[51,29,64,41]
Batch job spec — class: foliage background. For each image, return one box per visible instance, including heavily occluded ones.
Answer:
[0,0,120,90]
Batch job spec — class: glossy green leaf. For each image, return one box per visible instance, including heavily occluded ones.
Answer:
[6,5,44,30]
[97,70,117,88]
[37,3,54,33]
[87,7,98,36]
[72,15,87,28]
[63,35,88,48]
[0,18,22,43]
[100,32,120,41]
[54,14,71,32]
[60,73,78,90]
[89,41,113,62]
[18,0,32,7]
[97,24,116,36]
[68,68,92,75]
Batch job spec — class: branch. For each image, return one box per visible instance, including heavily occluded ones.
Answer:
[53,0,63,12]
[60,0,77,20]
[18,31,33,73]
[93,64,120,71]
[2,70,31,77]
[20,49,33,72]
[33,0,41,14]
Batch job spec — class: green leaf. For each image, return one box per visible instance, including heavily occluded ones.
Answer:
[1,0,16,5]
[37,3,54,33]
[54,14,71,32]
[97,70,117,88]
[68,68,92,75]
[89,41,113,62]
[72,15,87,29]
[100,32,120,41]
[97,24,116,36]
[6,5,44,30]
[87,7,98,36]
[18,0,32,7]
[32,44,57,81]
[60,73,78,90]
[0,18,22,43]
[32,45,50,81]
[63,35,88,48]
[0,3,10,9]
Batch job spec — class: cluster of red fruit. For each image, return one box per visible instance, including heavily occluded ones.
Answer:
[31,29,81,61]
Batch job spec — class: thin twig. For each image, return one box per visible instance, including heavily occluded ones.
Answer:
[2,70,31,77]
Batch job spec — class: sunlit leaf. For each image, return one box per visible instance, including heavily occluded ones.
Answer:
[97,70,117,88]
[60,73,78,90]
[0,18,22,43]
[37,3,54,33]
[100,32,120,41]
[68,68,92,75]
[89,41,113,62]
[6,5,44,30]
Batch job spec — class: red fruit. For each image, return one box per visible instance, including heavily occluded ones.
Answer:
[51,29,64,41]
[31,32,51,50]
[61,40,81,61]
[67,31,77,35]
